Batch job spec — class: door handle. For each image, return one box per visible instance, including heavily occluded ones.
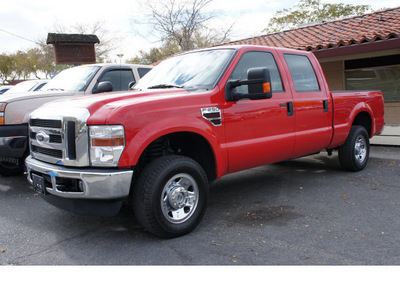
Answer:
[286,102,294,116]
[280,102,293,116]
[323,100,329,113]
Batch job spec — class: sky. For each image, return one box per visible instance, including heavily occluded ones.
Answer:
[1,0,399,63]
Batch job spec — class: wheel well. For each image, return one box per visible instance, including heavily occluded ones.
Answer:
[136,132,217,182]
[353,112,372,136]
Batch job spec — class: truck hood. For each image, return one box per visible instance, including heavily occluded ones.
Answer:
[37,89,194,121]
[0,90,77,104]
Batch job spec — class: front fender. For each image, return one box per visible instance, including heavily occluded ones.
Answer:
[118,116,228,178]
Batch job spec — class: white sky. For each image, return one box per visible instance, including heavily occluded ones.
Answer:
[0,0,399,62]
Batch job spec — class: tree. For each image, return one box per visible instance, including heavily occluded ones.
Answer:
[0,54,14,83]
[0,21,114,83]
[264,0,371,33]
[130,0,233,63]
[128,39,180,65]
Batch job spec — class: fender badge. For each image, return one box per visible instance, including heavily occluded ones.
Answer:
[201,107,222,127]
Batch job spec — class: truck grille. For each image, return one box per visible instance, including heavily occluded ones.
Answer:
[30,119,62,128]
[31,145,63,158]
[29,108,90,167]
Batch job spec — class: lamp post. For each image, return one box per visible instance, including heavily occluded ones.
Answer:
[117,54,124,65]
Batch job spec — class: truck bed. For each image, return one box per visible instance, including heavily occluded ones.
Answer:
[329,90,385,149]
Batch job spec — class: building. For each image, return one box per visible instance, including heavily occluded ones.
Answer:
[221,7,400,145]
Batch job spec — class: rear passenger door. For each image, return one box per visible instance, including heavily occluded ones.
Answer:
[282,53,333,157]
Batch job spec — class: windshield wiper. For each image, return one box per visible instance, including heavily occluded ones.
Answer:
[46,88,65,91]
[147,84,183,89]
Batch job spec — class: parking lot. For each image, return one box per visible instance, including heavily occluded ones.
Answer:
[0,146,399,265]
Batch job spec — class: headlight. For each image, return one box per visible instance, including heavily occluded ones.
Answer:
[89,125,125,167]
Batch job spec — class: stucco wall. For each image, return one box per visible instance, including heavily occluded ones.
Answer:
[320,61,344,90]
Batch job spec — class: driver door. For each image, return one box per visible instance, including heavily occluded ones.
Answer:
[222,50,295,173]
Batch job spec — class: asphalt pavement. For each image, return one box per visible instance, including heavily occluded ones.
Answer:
[1,146,399,265]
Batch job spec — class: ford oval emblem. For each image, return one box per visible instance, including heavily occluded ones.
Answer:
[36,132,49,143]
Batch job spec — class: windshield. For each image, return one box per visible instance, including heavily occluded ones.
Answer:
[135,49,235,91]
[41,65,101,92]
[6,81,43,94]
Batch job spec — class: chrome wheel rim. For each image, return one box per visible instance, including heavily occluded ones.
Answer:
[354,135,367,164]
[161,173,199,224]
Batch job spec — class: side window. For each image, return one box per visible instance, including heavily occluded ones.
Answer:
[229,51,284,95]
[34,83,47,91]
[138,67,152,78]
[284,54,320,92]
[99,69,135,91]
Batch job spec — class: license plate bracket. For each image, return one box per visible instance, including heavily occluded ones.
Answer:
[32,173,47,195]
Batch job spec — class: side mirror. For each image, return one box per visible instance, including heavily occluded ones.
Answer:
[225,67,272,101]
[93,81,113,94]
[128,81,136,90]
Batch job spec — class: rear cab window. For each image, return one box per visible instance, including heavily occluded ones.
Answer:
[283,54,320,92]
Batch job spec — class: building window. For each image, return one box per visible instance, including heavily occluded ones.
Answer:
[345,55,400,103]
[345,66,400,102]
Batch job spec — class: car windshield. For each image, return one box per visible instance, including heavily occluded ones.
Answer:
[135,49,235,91]
[41,65,100,92]
[6,81,43,94]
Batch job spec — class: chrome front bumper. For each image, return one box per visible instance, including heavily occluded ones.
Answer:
[25,155,133,200]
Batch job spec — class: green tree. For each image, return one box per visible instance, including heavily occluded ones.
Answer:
[34,42,70,79]
[0,54,14,83]
[264,0,371,33]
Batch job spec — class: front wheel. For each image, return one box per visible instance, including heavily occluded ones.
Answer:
[338,125,370,171]
[0,160,24,176]
[132,155,209,238]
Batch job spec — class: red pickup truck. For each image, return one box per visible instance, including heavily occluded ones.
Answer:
[25,45,384,238]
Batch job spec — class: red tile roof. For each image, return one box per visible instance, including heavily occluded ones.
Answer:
[221,6,400,51]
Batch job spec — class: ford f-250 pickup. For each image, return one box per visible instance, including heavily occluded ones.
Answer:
[0,63,152,176]
[25,45,384,238]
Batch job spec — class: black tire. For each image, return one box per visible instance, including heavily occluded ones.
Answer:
[338,125,370,171]
[132,155,209,238]
[0,161,24,176]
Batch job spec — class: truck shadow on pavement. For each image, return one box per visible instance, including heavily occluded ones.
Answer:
[206,153,343,229]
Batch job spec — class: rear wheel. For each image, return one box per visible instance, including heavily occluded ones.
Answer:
[338,125,370,171]
[132,155,208,238]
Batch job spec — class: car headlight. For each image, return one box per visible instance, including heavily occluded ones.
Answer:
[89,125,125,167]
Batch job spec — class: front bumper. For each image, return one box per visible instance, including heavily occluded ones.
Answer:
[25,156,134,216]
[0,124,28,158]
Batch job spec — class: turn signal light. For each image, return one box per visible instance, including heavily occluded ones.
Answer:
[0,103,6,125]
[263,82,271,93]
[91,137,125,147]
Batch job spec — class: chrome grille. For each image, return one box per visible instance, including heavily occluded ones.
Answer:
[29,107,90,167]
[30,132,62,143]
[31,145,63,158]
[30,119,62,128]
